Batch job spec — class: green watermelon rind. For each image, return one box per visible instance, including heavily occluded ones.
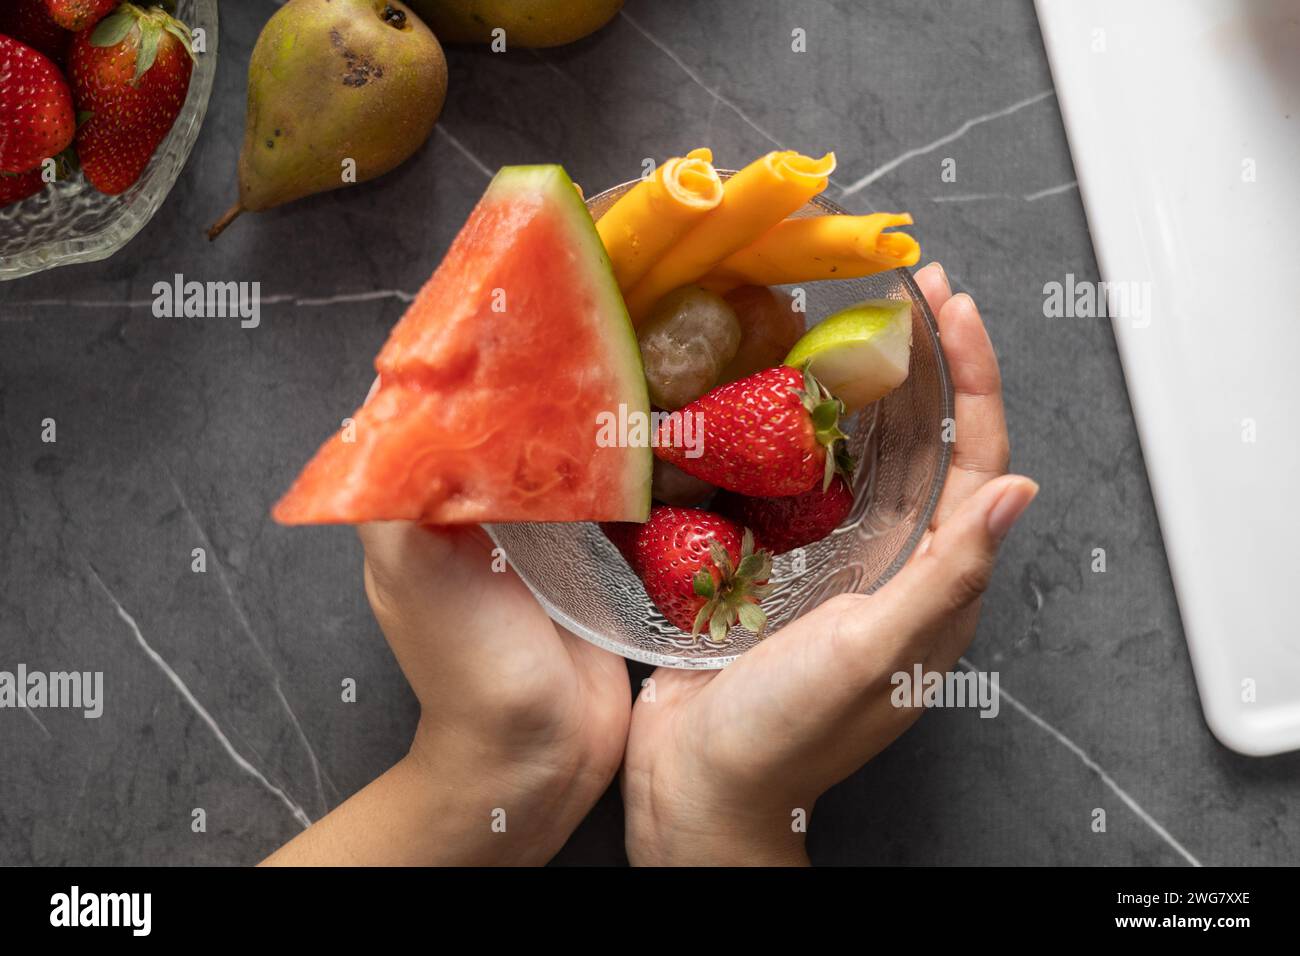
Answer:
[490,165,653,522]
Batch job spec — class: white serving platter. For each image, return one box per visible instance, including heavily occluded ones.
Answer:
[1036,0,1300,754]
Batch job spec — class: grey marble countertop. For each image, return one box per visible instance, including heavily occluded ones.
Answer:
[2,0,1296,866]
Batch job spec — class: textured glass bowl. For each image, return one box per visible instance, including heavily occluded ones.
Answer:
[0,0,218,281]
[490,178,954,668]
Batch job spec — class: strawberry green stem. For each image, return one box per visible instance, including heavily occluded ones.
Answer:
[689,529,774,641]
[794,367,855,490]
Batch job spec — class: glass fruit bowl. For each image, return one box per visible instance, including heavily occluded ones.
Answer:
[0,0,218,281]
[489,178,954,668]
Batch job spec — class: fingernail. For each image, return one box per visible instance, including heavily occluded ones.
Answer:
[987,478,1038,540]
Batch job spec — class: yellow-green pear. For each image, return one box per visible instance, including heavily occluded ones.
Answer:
[406,0,622,48]
[209,0,447,240]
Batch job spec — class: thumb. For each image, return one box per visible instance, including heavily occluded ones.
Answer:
[715,475,1035,764]
[355,522,504,666]
[355,522,565,689]
[894,474,1038,619]
[357,521,495,620]
[855,474,1037,669]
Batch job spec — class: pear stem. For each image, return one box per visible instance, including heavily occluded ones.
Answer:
[207,203,244,242]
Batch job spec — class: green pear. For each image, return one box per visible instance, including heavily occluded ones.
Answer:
[208,0,447,240]
[784,300,913,413]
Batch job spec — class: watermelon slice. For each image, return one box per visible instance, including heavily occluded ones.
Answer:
[273,165,652,525]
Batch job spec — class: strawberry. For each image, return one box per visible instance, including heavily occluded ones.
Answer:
[607,506,773,640]
[44,0,120,32]
[717,475,855,555]
[0,1,72,64]
[0,35,75,173]
[654,365,853,498]
[600,520,644,575]
[0,167,47,207]
[69,3,194,195]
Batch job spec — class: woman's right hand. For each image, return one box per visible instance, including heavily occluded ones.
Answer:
[620,263,1036,864]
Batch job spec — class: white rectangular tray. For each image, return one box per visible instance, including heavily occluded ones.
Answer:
[1036,0,1300,754]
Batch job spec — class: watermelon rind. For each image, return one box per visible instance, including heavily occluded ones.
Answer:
[491,165,652,521]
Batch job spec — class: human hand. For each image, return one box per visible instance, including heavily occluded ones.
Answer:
[264,522,630,866]
[620,262,1037,865]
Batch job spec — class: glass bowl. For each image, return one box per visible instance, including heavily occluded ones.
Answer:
[0,0,219,281]
[489,177,954,668]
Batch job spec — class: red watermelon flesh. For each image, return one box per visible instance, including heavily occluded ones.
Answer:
[273,165,651,526]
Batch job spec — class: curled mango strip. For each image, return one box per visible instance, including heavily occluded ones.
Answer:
[701,212,920,291]
[595,147,723,292]
[622,149,836,324]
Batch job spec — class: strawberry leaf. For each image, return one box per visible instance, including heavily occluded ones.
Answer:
[792,366,854,489]
[92,9,138,48]
[707,539,732,578]
[834,445,856,480]
[811,399,840,432]
[737,601,766,633]
[135,23,162,81]
[162,20,196,62]
[692,569,716,599]
[691,604,711,636]
[708,604,731,643]
[736,552,766,580]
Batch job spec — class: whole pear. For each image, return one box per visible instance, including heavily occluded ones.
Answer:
[406,0,622,48]
[208,0,447,240]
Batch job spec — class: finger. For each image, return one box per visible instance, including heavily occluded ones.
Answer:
[750,473,1035,705]
[357,520,494,609]
[932,292,1010,526]
[356,522,560,685]
[357,521,491,653]
[865,474,1037,667]
[702,468,1034,789]
[913,261,952,316]
[702,474,1026,778]
[637,666,715,705]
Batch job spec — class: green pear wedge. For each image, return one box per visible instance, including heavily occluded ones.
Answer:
[784,300,913,413]
[208,0,447,240]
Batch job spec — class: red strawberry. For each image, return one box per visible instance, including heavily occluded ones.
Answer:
[717,475,855,555]
[655,365,852,498]
[0,1,72,64]
[44,0,120,32]
[600,520,644,574]
[610,506,773,640]
[0,35,75,173]
[69,3,194,195]
[0,167,46,207]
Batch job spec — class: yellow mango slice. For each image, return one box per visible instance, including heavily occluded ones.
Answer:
[702,213,920,291]
[595,148,723,292]
[623,150,836,324]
